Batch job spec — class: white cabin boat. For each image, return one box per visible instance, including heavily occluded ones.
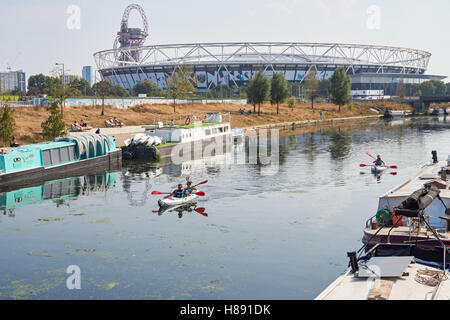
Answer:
[142,113,232,145]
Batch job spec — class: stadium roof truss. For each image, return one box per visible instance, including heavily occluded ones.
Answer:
[94,42,431,88]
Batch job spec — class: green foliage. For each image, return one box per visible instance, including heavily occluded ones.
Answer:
[206,84,233,99]
[27,74,51,95]
[0,104,15,147]
[93,80,114,116]
[133,80,163,97]
[304,70,320,111]
[329,67,352,112]
[420,81,435,96]
[319,79,331,99]
[166,65,195,112]
[287,96,296,110]
[41,102,66,140]
[250,70,270,115]
[416,80,448,97]
[111,86,129,97]
[69,78,93,96]
[270,72,289,114]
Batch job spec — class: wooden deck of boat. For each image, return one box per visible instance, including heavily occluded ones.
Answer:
[316,261,450,300]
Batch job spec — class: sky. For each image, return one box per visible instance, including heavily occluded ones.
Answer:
[0,0,449,82]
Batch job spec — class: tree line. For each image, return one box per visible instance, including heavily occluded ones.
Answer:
[246,67,353,115]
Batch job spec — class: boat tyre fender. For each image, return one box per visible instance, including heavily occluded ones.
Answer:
[185,116,191,126]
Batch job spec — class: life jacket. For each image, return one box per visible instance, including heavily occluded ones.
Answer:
[375,160,383,166]
[173,189,185,198]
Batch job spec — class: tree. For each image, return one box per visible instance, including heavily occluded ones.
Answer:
[287,96,296,111]
[246,80,257,113]
[419,81,435,96]
[304,70,320,112]
[446,83,450,96]
[111,85,129,97]
[93,80,113,116]
[252,70,270,116]
[270,72,289,114]
[133,80,163,97]
[396,78,407,99]
[319,79,330,99]
[48,76,78,118]
[329,67,352,112]
[27,74,50,95]
[0,104,15,147]
[41,102,66,140]
[69,78,93,96]
[166,66,195,113]
[432,80,447,96]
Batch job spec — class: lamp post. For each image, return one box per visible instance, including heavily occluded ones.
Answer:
[55,63,65,118]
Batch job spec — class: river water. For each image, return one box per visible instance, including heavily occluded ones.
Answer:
[1,117,450,300]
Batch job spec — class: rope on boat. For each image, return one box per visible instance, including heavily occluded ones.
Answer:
[415,268,448,287]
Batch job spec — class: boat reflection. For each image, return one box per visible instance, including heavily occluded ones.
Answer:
[0,172,116,214]
[153,202,208,218]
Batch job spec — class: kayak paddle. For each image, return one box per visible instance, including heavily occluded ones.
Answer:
[194,180,208,187]
[195,207,208,217]
[360,164,398,169]
[366,152,376,159]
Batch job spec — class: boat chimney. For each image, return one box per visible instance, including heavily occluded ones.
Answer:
[347,252,359,274]
[432,151,438,164]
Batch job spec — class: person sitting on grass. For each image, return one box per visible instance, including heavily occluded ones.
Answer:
[80,119,88,128]
[113,117,124,127]
[10,136,19,148]
[72,121,82,132]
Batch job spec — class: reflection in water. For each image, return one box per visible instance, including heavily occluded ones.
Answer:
[153,202,208,218]
[0,172,116,215]
[327,129,353,160]
[122,161,162,207]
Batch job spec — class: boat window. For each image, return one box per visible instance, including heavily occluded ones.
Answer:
[51,148,61,164]
[42,150,52,166]
[60,147,70,163]
[212,128,218,134]
[224,127,228,132]
[219,127,223,133]
[205,129,211,135]
[68,146,76,161]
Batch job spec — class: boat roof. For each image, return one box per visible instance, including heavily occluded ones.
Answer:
[7,140,75,153]
[316,258,450,300]
[381,161,450,199]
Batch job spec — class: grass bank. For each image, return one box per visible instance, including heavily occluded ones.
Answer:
[7,100,412,146]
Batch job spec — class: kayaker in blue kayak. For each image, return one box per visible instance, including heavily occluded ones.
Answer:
[185,181,198,194]
[373,155,386,167]
[172,184,190,198]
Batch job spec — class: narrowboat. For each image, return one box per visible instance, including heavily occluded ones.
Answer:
[0,133,121,190]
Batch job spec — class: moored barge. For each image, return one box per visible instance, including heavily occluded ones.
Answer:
[0,133,121,190]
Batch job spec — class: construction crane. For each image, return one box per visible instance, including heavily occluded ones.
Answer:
[113,4,149,63]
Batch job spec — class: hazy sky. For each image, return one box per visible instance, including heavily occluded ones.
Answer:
[1,0,449,82]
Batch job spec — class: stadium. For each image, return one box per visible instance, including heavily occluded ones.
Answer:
[94,5,446,97]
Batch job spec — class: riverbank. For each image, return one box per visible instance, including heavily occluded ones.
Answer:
[8,100,412,146]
